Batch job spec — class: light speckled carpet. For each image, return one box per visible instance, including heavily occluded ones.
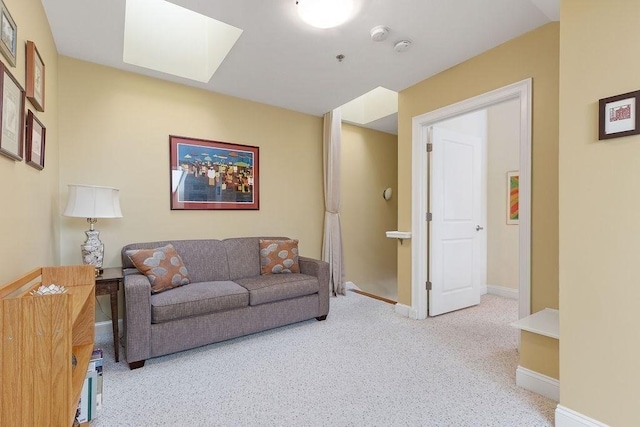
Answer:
[92,293,554,426]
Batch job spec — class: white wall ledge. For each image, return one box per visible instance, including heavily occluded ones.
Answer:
[511,308,559,339]
[386,231,412,245]
[385,231,412,239]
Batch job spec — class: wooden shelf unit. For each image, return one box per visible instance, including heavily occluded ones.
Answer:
[0,265,95,427]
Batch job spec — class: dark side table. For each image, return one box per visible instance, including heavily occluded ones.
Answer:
[95,267,123,362]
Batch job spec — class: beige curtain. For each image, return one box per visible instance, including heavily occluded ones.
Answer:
[322,109,345,296]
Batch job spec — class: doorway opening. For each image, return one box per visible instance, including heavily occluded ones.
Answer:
[407,79,531,320]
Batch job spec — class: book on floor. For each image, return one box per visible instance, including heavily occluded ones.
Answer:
[77,369,97,423]
[89,348,104,410]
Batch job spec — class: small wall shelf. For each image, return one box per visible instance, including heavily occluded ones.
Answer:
[511,308,559,339]
[386,231,412,245]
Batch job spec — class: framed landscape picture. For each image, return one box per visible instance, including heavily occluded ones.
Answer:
[25,110,45,170]
[0,62,24,161]
[169,135,259,210]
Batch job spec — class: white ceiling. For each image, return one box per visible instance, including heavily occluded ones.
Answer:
[40,0,558,135]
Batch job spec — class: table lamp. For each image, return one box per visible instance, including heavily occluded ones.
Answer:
[63,184,123,274]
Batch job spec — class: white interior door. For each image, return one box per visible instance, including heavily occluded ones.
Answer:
[429,126,483,316]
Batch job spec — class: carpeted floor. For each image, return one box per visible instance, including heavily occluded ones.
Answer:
[92,292,555,426]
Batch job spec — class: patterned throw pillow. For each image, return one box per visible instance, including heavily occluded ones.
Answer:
[126,244,190,293]
[259,239,300,275]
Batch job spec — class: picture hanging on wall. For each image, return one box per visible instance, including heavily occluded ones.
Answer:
[0,1,16,67]
[169,135,259,210]
[507,171,519,225]
[598,90,640,140]
[0,62,24,161]
[26,41,45,112]
[25,110,45,170]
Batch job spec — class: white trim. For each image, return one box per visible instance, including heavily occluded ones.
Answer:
[394,303,418,319]
[345,280,360,291]
[487,284,519,299]
[555,405,610,427]
[515,365,559,401]
[411,78,532,320]
[511,308,559,339]
[479,284,488,295]
[95,319,123,341]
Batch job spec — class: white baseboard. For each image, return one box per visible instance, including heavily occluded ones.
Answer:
[394,303,419,319]
[555,405,609,427]
[487,284,519,299]
[95,319,123,341]
[515,365,559,401]
[394,303,410,317]
[479,284,488,295]
[345,281,360,291]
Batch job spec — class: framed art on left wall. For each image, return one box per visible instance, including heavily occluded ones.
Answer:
[26,41,45,112]
[0,62,25,161]
[0,1,16,67]
[25,110,45,170]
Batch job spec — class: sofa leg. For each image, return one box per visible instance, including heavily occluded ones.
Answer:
[129,360,146,370]
[316,315,327,321]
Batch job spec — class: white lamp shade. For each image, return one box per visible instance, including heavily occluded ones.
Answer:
[63,184,123,218]
[297,0,356,29]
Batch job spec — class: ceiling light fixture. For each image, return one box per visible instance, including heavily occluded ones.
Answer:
[296,0,356,29]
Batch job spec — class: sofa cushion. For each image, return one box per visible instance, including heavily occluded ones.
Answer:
[259,239,300,275]
[234,273,318,306]
[126,244,191,294]
[150,281,249,323]
[223,237,291,280]
[122,240,231,283]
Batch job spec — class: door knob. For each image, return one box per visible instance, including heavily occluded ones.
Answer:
[476,225,484,231]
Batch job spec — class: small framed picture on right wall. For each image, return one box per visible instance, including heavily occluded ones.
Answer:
[507,171,519,225]
[598,90,640,140]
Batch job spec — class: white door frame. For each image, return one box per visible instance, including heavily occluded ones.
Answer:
[410,78,532,320]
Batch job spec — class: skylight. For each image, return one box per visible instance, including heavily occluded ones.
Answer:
[123,0,243,83]
[340,87,398,125]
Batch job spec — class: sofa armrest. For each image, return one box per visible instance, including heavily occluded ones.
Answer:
[299,256,330,317]
[123,273,152,364]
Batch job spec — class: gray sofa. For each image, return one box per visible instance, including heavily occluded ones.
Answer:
[121,237,330,369]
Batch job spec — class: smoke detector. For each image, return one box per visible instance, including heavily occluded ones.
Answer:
[394,40,412,53]
[370,25,390,42]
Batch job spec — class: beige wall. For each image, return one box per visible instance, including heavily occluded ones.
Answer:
[487,99,519,289]
[0,0,59,284]
[340,123,397,300]
[58,58,324,321]
[397,23,559,313]
[559,1,640,424]
[520,331,558,379]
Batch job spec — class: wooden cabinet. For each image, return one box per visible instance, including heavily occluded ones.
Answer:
[0,265,95,427]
